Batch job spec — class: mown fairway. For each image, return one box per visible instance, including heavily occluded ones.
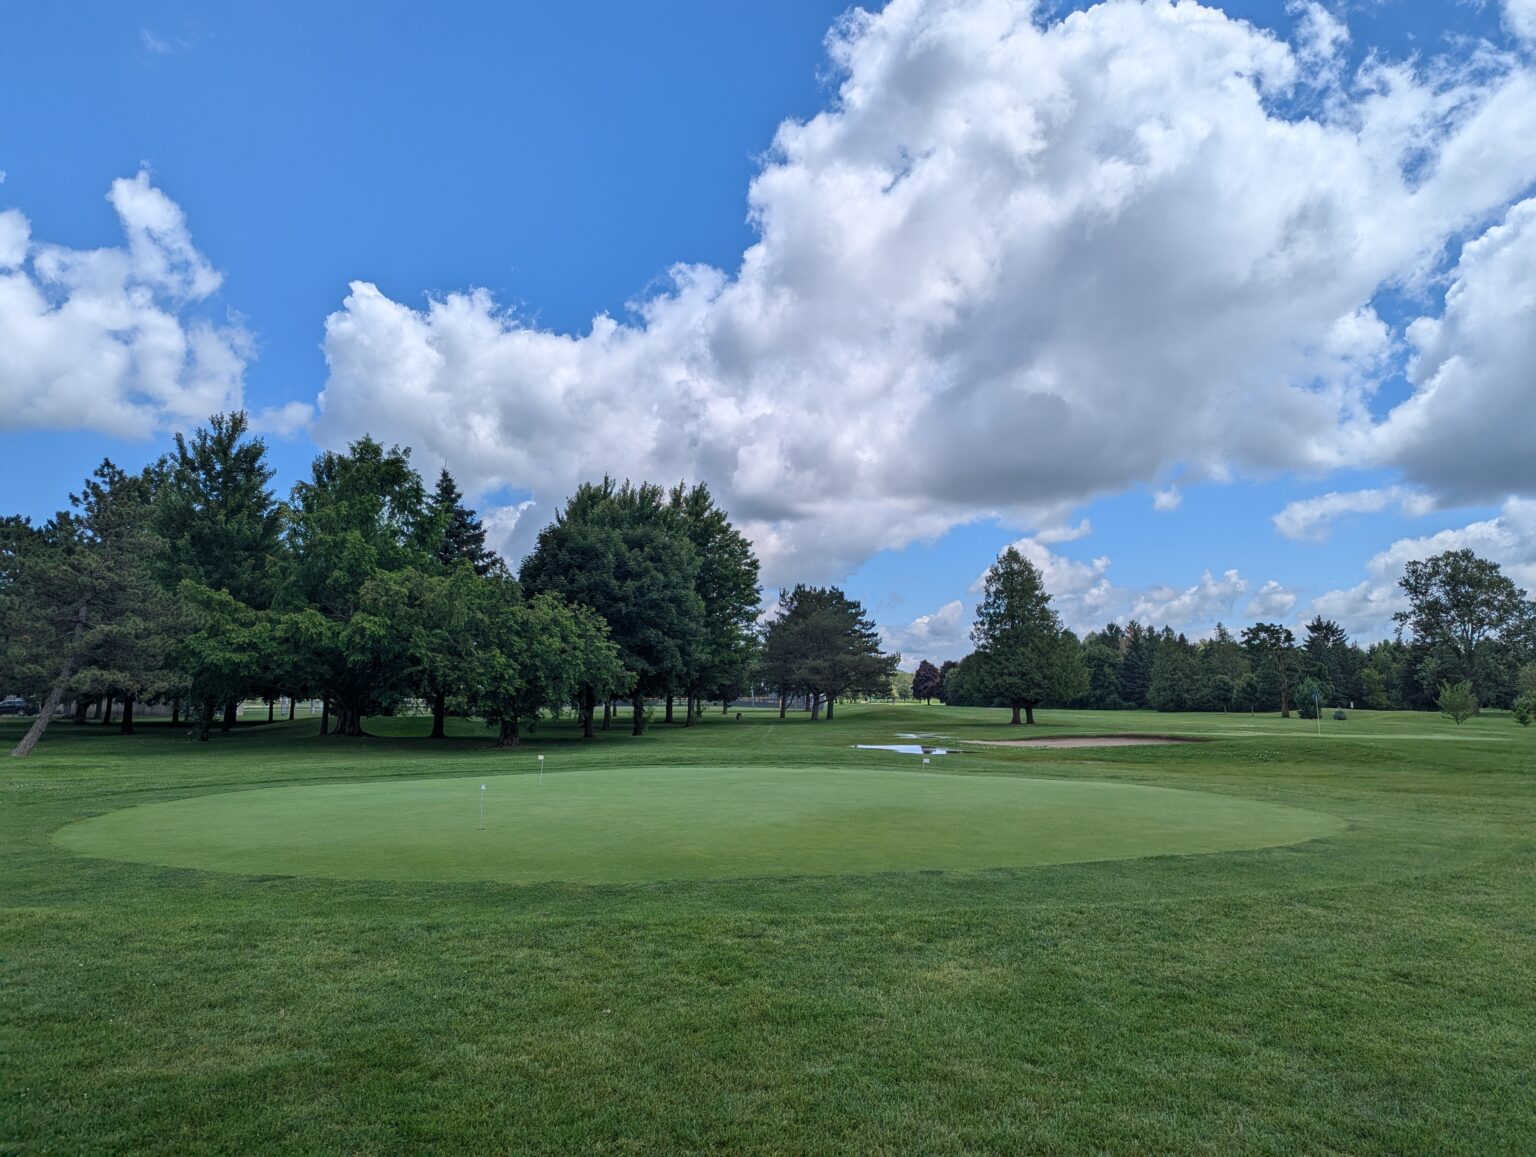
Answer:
[5,705,1535,1151]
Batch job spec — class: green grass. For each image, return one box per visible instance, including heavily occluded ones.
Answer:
[54,764,1341,884]
[5,705,1535,1152]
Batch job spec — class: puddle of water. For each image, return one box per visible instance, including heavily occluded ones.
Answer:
[854,744,952,755]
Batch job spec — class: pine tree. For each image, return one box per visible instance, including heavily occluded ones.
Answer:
[969,547,1087,725]
[427,468,498,577]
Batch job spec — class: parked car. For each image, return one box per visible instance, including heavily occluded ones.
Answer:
[0,695,39,716]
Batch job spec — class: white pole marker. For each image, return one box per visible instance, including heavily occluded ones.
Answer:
[479,783,486,830]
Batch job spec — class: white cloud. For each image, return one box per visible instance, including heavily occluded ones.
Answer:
[481,500,537,564]
[311,0,1536,582]
[880,599,970,668]
[1152,488,1183,513]
[1372,197,1536,504]
[1272,485,1435,540]
[1307,497,1536,638]
[0,172,249,437]
[1507,0,1536,44]
[1128,568,1249,627]
[251,400,314,438]
[1246,578,1299,619]
[1035,518,1091,544]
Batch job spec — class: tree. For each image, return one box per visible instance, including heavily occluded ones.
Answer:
[1241,623,1299,717]
[760,585,897,719]
[912,659,942,704]
[281,437,430,736]
[1118,621,1155,709]
[425,467,499,577]
[1514,692,1535,726]
[521,478,704,736]
[471,582,625,746]
[668,482,760,725]
[936,659,958,703]
[1395,550,1534,704]
[1149,638,1202,712]
[969,547,1087,725]
[8,462,176,754]
[1436,680,1477,725]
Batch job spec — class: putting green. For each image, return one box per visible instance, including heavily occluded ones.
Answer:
[55,765,1344,884]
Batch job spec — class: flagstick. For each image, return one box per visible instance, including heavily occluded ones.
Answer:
[538,754,544,785]
[479,783,486,830]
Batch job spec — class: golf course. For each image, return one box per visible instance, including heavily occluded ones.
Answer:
[6,703,1534,1151]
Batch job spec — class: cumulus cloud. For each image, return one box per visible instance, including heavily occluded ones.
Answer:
[880,599,970,668]
[1307,498,1536,638]
[1128,568,1249,627]
[1245,578,1299,619]
[0,172,249,437]
[1372,197,1536,504]
[313,0,1536,583]
[1272,485,1435,540]
[1507,0,1536,44]
[1035,518,1091,544]
[1152,488,1183,513]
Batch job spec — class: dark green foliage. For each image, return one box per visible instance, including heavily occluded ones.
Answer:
[1396,549,1534,705]
[968,547,1087,724]
[154,411,282,608]
[521,478,704,735]
[1242,623,1299,717]
[282,437,431,735]
[1514,692,1534,726]
[761,585,898,719]
[425,467,499,577]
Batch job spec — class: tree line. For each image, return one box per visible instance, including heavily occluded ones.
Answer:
[918,547,1536,720]
[1,414,917,756]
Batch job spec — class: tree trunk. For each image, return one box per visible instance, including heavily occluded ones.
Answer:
[120,695,135,735]
[171,698,181,726]
[722,700,729,715]
[430,691,447,739]
[631,689,646,736]
[10,607,87,757]
[72,698,89,725]
[602,698,612,731]
[288,697,296,721]
[319,699,330,737]
[266,698,275,723]
[102,695,114,726]
[1010,702,1022,725]
[579,687,596,740]
[1024,702,1037,725]
[333,702,367,737]
[810,693,822,721]
[89,697,101,720]
[825,697,836,721]
[497,718,521,747]
[684,695,696,728]
[199,697,215,743]
[779,691,787,719]
[222,698,237,732]
[665,695,675,724]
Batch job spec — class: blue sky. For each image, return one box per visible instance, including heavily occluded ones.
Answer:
[3,0,1534,665]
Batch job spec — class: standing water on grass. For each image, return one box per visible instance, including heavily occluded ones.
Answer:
[853,744,952,755]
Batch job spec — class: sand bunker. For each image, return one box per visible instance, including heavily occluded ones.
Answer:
[967,735,1196,749]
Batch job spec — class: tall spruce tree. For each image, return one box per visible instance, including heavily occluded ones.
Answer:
[426,467,499,577]
[969,546,1087,725]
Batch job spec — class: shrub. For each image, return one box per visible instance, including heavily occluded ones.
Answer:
[1515,693,1535,727]
[1437,681,1477,725]
[1332,709,1347,721]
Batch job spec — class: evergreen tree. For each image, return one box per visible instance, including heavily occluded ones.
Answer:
[426,467,499,577]
[761,585,897,720]
[969,547,1087,725]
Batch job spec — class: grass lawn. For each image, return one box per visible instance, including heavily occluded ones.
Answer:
[4,704,1535,1151]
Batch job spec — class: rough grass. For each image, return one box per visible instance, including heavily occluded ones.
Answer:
[4,704,1534,1153]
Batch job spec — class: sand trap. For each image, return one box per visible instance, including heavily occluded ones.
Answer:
[967,735,1196,749]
